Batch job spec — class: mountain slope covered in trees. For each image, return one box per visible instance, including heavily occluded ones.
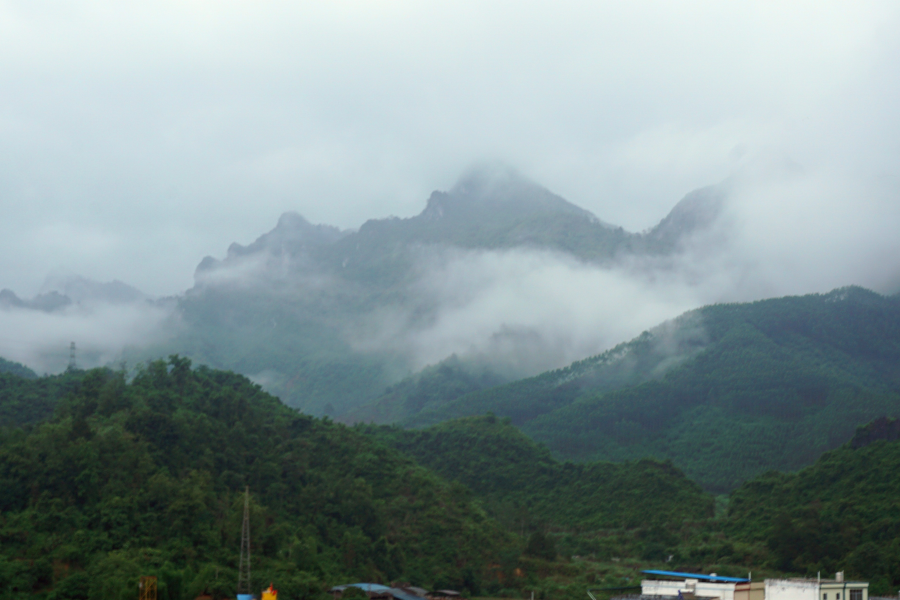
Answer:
[374,287,900,491]
[0,360,511,600]
[361,415,713,531]
[3,361,900,597]
[726,418,900,591]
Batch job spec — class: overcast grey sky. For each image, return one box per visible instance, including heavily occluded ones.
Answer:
[1,0,899,297]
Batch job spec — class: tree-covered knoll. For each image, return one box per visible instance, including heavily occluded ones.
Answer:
[0,359,509,600]
[725,419,900,593]
[340,357,506,426]
[400,313,709,429]
[0,358,37,380]
[0,367,82,427]
[361,415,713,532]
[393,287,900,492]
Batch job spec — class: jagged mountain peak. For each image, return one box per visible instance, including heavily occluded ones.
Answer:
[193,168,731,292]
[237,211,347,255]
[40,275,149,305]
[640,184,726,250]
[421,163,598,223]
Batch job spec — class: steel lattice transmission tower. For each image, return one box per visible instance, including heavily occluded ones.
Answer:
[139,576,157,600]
[237,486,252,595]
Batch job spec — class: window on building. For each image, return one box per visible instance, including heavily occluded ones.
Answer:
[850,590,862,600]
[824,594,828,600]
[837,594,840,599]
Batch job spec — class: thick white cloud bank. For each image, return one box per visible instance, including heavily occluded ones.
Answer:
[1,1,898,298]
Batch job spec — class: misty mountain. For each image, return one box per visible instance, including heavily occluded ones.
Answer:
[360,286,900,491]
[0,357,37,380]
[147,166,726,416]
[41,275,150,305]
[0,277,149,313]
[0,288,72,312]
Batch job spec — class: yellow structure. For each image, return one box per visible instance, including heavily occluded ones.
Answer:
[262,584,278,600]
[139,576,158,600]
[735,581,765,600]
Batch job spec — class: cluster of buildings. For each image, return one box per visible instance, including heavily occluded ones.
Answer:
[635,570,869,600]
[328,572,874,600]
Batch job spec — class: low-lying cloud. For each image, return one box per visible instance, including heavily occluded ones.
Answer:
[0,301,175,374]
[349,163,900,379]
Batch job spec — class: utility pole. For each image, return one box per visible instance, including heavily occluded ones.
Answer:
[237,487,252,595]
[68,342,76,370]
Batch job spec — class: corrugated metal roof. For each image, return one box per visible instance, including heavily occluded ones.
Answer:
[642,570,749,583]
[329,583,427,600]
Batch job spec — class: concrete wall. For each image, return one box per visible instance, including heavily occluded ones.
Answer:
[766,579,820,600]
[820,582,869,600]
[735,582,765,600]
[642,579,736,600]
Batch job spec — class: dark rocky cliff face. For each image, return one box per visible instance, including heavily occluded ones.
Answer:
[851,416,900,449]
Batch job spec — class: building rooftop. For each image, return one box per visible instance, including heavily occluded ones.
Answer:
[642,571,750,583]
[329,584,427,600]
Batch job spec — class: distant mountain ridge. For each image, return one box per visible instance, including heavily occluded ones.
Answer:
[0,276,149,313]
[196,167,725,284]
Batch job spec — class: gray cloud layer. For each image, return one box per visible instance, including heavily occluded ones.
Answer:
[348,170,900,378]
[2,1,898,298]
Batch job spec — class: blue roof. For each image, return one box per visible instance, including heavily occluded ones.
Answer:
[330,583,426,600]
[642,570,749,583]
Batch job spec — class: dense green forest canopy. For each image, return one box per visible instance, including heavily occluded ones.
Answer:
[361,414,900,595]
[0,358,37,380]
[0,367,79,427]
[0,359,510,600]
[360,416,713,531]
[726,418,900,592]
[3,356,900,599]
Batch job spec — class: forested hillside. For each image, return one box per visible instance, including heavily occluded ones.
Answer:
[726,418,900,592]
[2,359,900,598]
[363,414,900,594]
[0,359,510,600]
[0,368,79,427]
[386,287,900,491]
[361,415,712,532]
[0,358,37,379]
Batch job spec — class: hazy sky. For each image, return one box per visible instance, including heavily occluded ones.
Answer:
[1,0,899,297]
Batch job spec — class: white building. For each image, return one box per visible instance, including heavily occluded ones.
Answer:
[641,571,753,600]
[640,571,867,600]
[766,575,868,600]
[642,578,738,600]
